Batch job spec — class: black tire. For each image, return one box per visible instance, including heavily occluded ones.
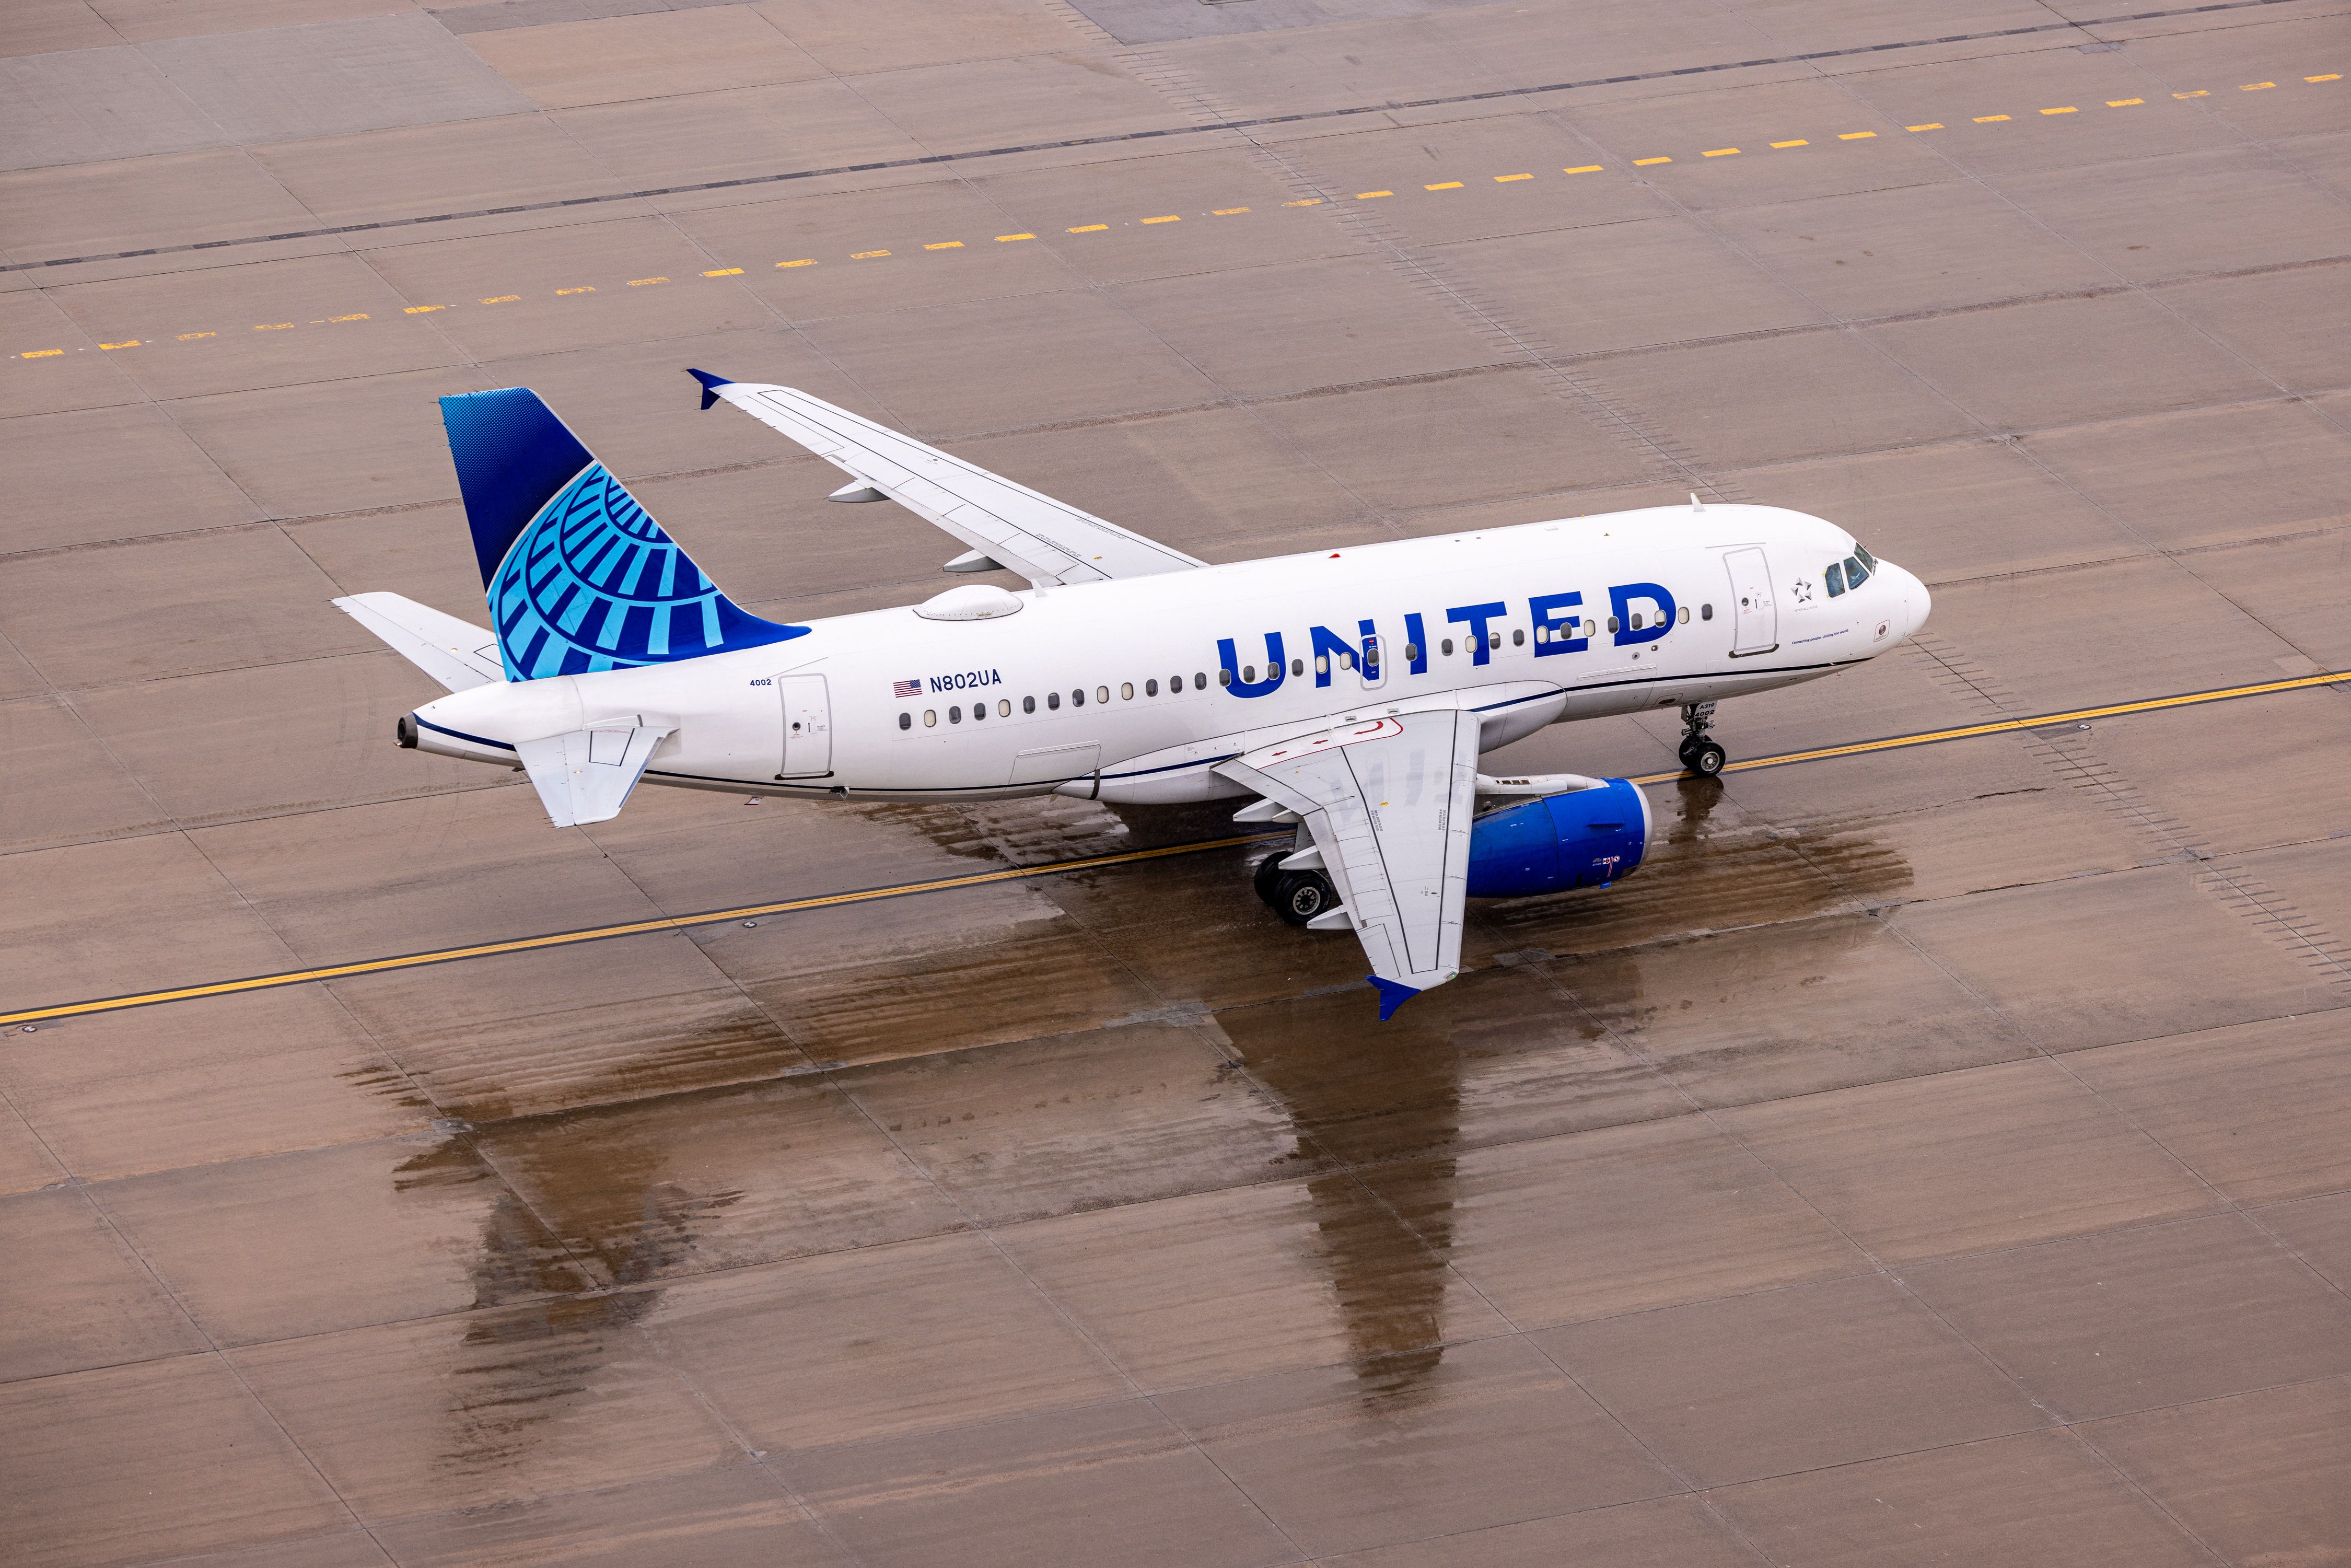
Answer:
[1273,870,1336,927]
[1253,851,1287,908]
[1687,740,1727,778]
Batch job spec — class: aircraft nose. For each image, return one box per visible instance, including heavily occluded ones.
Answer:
[1888,562,1930,640]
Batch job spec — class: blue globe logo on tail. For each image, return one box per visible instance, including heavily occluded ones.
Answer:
[440,386,806,681]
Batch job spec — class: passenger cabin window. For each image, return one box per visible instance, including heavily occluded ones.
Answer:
[1121,683,1133,700]
[899,712,911,730]
[1511,628,1525,646]
[1825,561,1845,597]
[1606,615,1620,633]
[1146,679,1158,696]
[1291,658,1304,676]
[1702,603,1714,621]
[1488,631,1500,650]
[1097,686,1110,704]
[1023,695,1037,713]
[970,702,984,722]
[1404,643,1419,661]
[1194,672,1207,689]
[1048,692,1060,710]
[924,710,937,727]
[1679,606,1690,624]
[1072,688,1085,706]
[998,699,1010,717]
[948,705,961,723]
[1629,613,1643,631]
[1218,669,1232,687]
[1441,638,1454,656]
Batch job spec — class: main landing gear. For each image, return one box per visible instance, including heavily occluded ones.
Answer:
[1253,849,1337,927]
[1678,701,1727,778]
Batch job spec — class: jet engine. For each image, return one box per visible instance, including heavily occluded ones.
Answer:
[1465,776,1650,898]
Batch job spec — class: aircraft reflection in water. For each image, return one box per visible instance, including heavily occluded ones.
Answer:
[370,780,1911,1467]
[339,375,1928,1018]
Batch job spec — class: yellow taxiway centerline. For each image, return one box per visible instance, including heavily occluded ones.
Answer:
[5,668,2342,1027]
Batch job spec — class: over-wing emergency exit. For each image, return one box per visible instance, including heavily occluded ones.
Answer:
[337,375,1928,1016]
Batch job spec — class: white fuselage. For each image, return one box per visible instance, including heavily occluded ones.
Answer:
[408,504,1928,804]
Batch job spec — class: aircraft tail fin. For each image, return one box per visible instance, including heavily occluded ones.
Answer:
[438,387,805,681]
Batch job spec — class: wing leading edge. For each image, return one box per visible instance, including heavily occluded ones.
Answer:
[1218,708,1481,1019]
[685,371,1205,587]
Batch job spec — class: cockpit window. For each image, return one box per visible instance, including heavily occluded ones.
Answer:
[1825,561,1845,597]
[1854,542,1876,572]
[1845,553,1870,587]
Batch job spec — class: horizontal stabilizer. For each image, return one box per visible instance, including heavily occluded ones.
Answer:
[334,593,503,693]
[514,723,673,828]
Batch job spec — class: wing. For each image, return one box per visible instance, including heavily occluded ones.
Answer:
[1218,708,1481,1018]
[686,372,1205,587]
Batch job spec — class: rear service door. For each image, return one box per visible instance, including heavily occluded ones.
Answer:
[778,674,832,776]
[1724,548,1777,656]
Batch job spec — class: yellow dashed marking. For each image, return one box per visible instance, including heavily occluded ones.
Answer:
[555,286,594,295]
[1702,147,1739,157]
[2240,82,2275,90]
[2041,106,2077,115]
[1282,198,1323,207]
[1772,138,1810,147]
[777,259,815,268]
[403,305,444,313]
[996,233,1035,241]
[100,340,138,350]
[255,321,297,329]
[1975,114,2010,122]
[1143,214,1182,223]
[480,296,519,305]
[328,313,368,322]
[1564,164,1602,173]
[177,331,215,340]
[2108,98,2145,107]
[1907,123,1943,132]
[1838,130,1877,139]
[1493,173,1532,182]
[853,248,893,256]
[626,276,669,285]
[2309,75,2342,83]
[1634,156,1671,166]
[702,266,745,276]
[1355,191,1392,199]
[2174,90,2208,98]
[20,349,62,358]
[1067,223,1109,231]
[923,240,964,249]
[1425,181,1464,190]
[1211,207,1249,215]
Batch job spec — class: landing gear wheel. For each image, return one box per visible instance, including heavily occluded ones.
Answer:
[1677,701,1724,778]
[1273,870,1337,927]
[1253,852,1287,908]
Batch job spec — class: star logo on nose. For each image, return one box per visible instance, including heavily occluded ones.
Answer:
[1793,578,1815,603]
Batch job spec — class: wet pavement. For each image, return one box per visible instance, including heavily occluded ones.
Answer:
[5,0,2351,1563]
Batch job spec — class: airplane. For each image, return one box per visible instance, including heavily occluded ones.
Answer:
[335,372,1929,1018]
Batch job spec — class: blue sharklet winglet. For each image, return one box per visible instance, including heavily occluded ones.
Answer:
[685,368,732,411]
[1368,975,1422,1022]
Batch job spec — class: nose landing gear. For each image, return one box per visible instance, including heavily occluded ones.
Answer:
[1678,701,1727,777]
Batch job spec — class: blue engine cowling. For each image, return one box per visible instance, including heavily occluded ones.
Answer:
[1465,777,1651,898]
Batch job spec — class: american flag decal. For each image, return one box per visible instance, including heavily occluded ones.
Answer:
[892,678,921,698]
